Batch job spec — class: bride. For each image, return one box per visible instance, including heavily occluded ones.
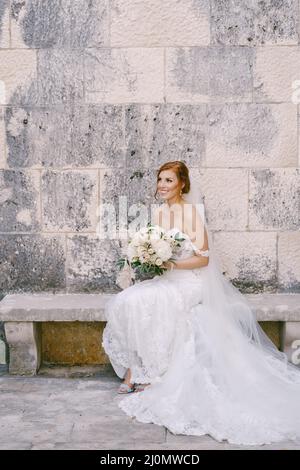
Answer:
[102,160,300,446]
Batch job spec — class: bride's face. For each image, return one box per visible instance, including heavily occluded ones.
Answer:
[157,170,183,201]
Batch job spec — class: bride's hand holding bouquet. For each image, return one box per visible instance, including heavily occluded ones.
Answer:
[116,223,184,288]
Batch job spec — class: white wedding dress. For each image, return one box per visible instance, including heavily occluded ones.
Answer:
[102,206,300,446]
[102,227,205,385]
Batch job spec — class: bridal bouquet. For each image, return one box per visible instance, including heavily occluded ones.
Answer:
[116,223,185,289]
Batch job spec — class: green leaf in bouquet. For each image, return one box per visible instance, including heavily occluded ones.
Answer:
[131,260,141,268]
[142,263,151,273]
[116,257,128,269]
[174,232,186,242]
[155,266,165,275]
[145,222,165,239]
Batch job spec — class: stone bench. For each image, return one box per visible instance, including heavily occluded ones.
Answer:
[0,292,300,375]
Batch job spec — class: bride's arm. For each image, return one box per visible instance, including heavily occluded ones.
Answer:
[172,254,209,270]
[172,229,209,269]
[173,205,209,270]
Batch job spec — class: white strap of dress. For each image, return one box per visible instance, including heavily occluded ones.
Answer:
[194,249,210,257]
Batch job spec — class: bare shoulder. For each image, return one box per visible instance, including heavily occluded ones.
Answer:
[184,204,207,251]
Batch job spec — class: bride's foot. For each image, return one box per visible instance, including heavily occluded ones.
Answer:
[134,383,151,392]
[118,382,135,394]
[118,368,135,394]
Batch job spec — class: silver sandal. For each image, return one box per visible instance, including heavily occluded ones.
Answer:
[134,384,151,393]
[118,383,136,394]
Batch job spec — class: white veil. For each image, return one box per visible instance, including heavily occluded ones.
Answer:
[182,179,300,385]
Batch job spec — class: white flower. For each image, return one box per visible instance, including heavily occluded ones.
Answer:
[137,245,146,258]
[136,227,151,243]
[131,227,149,245]
[148,225,165,240]
[149,254,157,263]
[131,233,143,247]
[152,239,172,261]
[122,225,179,273]
[127,244,138,262]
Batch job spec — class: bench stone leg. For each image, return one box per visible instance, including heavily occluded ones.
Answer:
[4,322,42,375]
[282,322,300,367]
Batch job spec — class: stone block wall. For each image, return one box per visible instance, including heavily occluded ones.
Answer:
[0,0,299,300]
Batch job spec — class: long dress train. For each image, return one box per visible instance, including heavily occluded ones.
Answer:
[102,227,300,446]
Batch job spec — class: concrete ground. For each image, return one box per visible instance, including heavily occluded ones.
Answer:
[0,366,300,451]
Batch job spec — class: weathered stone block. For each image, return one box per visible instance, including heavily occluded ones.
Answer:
[38,49,84,105]
[245,293,300,322]
[110,0,210,47]
[5,106,72,168]
[213,232,277,292]
[249,169,300,230]
[278,232,300,292]
[207,103,297,167]
[254,47,300,102]
[209,47,254,103]
[125,104,206,168]
[0,107,5,167]
[4,321,41,374]
[0,169,40,231]
[166,46,253,103]
[0,234,66,292]
[71,105,125,168]
[0,50,38,105]
[0,0,10,48]
[5,105,124,168]
[70,0,109,48]
[190,168,248,230]
[11,0,70,48]
[0,292,111,321]
[85,48,164,103]
[166,47,209,103]
[99,167,158,228]
[0,338,6,364]
[42,322,108,365]
[299,105,300,166]
[259,322,282,350]
[41,170,98,232]
[66,235,122,292]
[11,0,109,48]
[211,0,299,45]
